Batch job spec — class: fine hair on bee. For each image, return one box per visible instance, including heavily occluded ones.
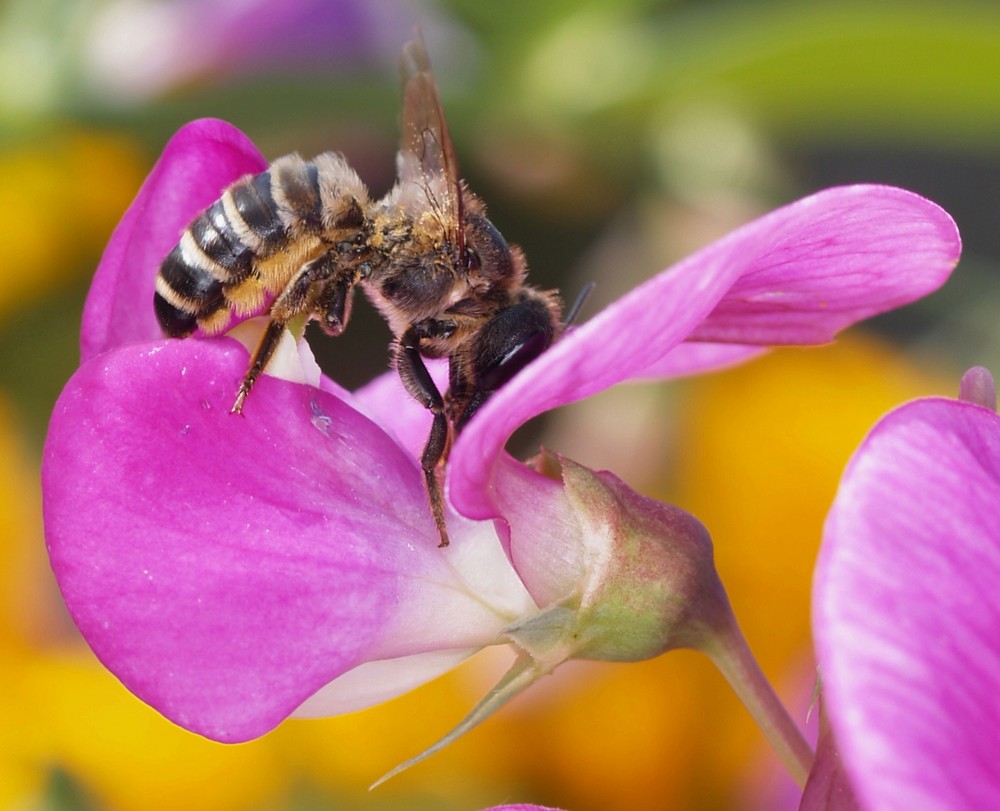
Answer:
[153,36,584,547]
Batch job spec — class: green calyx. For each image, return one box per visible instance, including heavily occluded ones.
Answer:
[505,451,731,664]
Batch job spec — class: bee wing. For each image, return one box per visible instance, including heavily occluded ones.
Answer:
[397,35,464,252]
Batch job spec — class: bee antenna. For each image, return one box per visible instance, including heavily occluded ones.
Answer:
[564,281,595,327]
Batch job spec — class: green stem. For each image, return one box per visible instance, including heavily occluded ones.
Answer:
[370,652,543,790]
[702,611,814,787]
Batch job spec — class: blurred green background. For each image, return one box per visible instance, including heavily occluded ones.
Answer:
[1,1,996,809]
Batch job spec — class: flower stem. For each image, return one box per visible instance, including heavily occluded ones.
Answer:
[702,611,814,787]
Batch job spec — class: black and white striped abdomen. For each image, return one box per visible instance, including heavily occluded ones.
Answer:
[154,152,369,337]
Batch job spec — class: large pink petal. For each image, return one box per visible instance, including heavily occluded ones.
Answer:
[814,398,1000,810]
[451,185,959,519]
[690,189,958,344]
[42,338,517,742]
[81,119,267,361]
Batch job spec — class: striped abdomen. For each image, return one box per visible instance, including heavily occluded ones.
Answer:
[154,153,368,337]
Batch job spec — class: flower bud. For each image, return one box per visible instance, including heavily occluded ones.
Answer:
[504,452,731,665]
[376,451,736,786]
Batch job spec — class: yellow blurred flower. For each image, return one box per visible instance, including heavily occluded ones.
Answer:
[0,391,287,810]
[0,128,145,321]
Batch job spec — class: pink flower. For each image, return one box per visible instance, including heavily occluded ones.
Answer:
[42,118,960,751]
[811,368,1000,810]
[482,806,564,811]
[82,0,441,101]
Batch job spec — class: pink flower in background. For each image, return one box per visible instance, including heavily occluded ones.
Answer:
[42,118,960,752]
[482,806,564,811]
[811,368,1000,810]
[82,0,451,101]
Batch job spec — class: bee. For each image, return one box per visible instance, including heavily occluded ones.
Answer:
[154,37,575,547]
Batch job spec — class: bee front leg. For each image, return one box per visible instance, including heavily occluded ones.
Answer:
[395,325,451,547]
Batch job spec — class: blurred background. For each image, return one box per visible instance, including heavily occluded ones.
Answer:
[2,0,997,809]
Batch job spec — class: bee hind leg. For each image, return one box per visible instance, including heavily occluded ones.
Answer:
[421,418,451,548]
[395,326,451,547]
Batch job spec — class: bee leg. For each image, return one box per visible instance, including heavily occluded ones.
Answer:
[232,318,288,414]
[396,326,451,547]
[314,274,355,337]
[233,253,354,413]
[421,414,451,548]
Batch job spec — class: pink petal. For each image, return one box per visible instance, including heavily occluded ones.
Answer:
[814,398,1000,810]
[799,704,861,811]
[481,806,566,811]
[958,365,997,411]
[690,189,958,345]
[42,338,523,741]
[81,119,267,361]
[489,453,573,605]
[294,648,476,716]
[451,185,959,519]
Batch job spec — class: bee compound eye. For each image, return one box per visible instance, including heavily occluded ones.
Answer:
[474,298,557,392]
[478,329,550,392]
[464,214,512,280]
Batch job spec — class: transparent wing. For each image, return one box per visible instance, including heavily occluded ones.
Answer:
[397,34,464,252]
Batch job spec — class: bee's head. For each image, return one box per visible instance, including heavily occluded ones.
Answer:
[459,194,533,302]
[451,286,562,433]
